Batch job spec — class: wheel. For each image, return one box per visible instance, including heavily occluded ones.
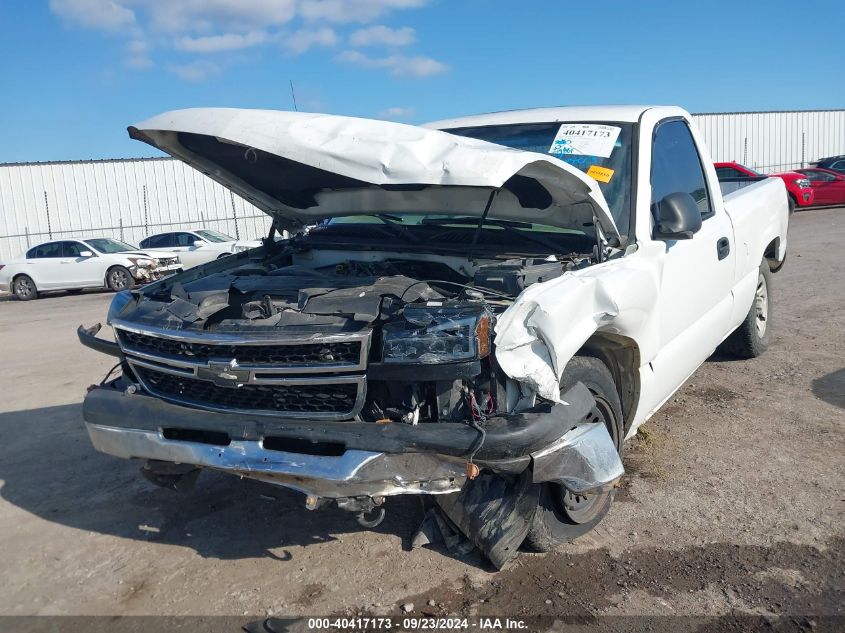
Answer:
[524,356,624,552]
[13,274,38,301]
[106,266,134,291]
[787,195,796,215]
[721,261,772,359]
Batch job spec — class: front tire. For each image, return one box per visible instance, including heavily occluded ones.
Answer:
[721,261,772,359]
[106,266,134,291]
[13,274,38,301]
[524,356,624,552]
[787,195,796,215]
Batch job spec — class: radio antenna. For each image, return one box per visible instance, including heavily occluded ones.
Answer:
[289,80,298,112]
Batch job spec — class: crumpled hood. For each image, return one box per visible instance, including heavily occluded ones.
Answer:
[128,108,620,241]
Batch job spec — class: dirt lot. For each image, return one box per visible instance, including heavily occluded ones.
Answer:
[0,207,842,629]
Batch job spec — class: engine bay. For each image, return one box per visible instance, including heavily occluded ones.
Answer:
[111,240,595,426]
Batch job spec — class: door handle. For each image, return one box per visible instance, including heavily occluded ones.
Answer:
[717,237,730,260]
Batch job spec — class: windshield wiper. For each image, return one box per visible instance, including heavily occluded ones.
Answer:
[421,216,567,254]
[348,214,424,245]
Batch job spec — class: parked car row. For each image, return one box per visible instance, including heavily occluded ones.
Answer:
[0,229,261,300]
[714,155,845,212]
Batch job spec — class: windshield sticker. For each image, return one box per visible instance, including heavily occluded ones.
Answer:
[587,165,615,183]
[549,124,621,158]
[559,155,601,167]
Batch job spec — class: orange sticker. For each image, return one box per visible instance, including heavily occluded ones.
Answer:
[587,165,614,183]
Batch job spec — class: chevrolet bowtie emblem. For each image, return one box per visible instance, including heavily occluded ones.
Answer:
[196,359,250,387]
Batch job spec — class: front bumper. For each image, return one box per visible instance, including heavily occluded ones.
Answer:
[82,379,623,499]
[130,264,183,283]
[798,189,815,205]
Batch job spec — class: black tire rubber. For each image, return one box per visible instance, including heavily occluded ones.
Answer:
[106,266,134,291]
[721,261,772,359]
[787,195,796,215]
[524,356,624,552]
[12,274,38,301]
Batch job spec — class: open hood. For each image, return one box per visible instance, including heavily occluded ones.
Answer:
[129,108,620,242]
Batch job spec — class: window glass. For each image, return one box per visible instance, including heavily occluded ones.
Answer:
[143,234,173,248]
[651,120,712,216]
[28,242,63,258]
[85,238,137,253]
[174,232,198,246]
[63,241,88,257]
[829,161,845,171]
[715,166,748,179]
[195,229,234,243]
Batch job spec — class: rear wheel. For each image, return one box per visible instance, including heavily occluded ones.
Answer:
[106,266,134,291]
[787,195,796,215]
[721,261,772,359]
[524,356,624,552]
[13,275,37,301]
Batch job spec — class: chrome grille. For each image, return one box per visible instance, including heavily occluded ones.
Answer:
[118,330,362,368]
[135,366,360,416]
[113,320,370,419]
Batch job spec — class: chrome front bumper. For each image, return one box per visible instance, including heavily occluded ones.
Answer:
[86,422,468,498]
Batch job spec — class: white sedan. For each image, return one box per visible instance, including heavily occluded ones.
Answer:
[0,237,182,300]
[138,229,261,269]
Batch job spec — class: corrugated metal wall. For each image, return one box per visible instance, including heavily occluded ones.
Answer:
[2,109,844,261]
[692,110,845,174]
[0,158,271,261]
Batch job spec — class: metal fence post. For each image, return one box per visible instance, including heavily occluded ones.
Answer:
[143,184,149,235]
[25,227,30,248]
[119,218,124,241]
[743,137,747,165]
[230,191,240,239]
[44,191,52,239]
[801,132,806,168]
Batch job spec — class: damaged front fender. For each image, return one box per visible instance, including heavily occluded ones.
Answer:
[493,257,661,402]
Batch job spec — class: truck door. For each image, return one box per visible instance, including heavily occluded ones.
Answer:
[650,119,736,384]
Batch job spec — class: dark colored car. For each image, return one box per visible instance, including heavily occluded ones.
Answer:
[713,162,814,212]
[812,155,845,174]
[795,168,845,206]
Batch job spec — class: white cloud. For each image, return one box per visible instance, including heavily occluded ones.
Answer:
[378,106,414,120]
[349,25,414,47]
[125,39,153,68]
[50,0,135,31]
[337,50,447,77]
[176,31,267,53]
[48,0,442,80]
[283,27,339,54]
[167,60,223,82]
[300,0,428,23]
[140,0,298,33]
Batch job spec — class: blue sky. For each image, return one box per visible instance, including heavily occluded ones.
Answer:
[2,0,843,162]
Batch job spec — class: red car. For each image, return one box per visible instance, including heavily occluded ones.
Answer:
[714,162,814,212]
[795,168,845,206]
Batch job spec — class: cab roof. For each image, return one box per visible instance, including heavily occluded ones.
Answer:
[424,105,665,130]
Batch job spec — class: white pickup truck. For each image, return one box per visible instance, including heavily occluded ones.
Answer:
[79,105,788,567]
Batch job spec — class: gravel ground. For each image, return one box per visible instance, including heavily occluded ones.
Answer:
[0,207,842,630]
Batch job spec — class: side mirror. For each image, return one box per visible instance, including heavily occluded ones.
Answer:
[653,192,702,240]
[192,240,205,247]
[80,250,94,257]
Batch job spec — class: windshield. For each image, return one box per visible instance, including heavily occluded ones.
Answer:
[195,229,234,243]
[85,238,138,253]
[445,122,633,236]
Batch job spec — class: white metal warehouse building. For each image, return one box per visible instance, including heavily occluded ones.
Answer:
[1,108,844,261]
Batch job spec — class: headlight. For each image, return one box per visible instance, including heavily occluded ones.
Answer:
[382,307,491,364]
[797,179,811,189]
[128,257,154,267]
[107,290,133,324]
[232,245,250,253]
